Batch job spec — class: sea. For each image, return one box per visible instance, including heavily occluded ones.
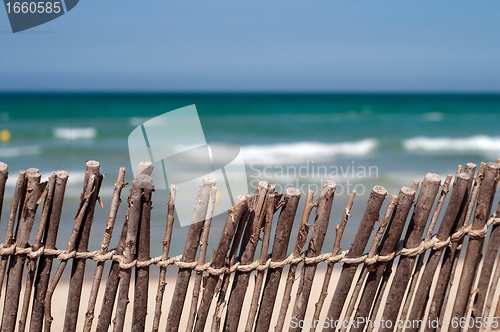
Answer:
[0,93,499,262]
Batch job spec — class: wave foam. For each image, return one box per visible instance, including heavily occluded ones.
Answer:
[241,139,378,164]
[403,136,500,156]
[0,146,41,158]
[54,128,97,140]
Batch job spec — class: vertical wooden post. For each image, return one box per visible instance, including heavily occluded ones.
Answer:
[96,163,153,332]
[310,190,357,332]
[0,170,26,300]
[254,188,301,332]
[1,168,45,332]
[322,185,387,332]
[18,174,56,332]
[274,190,315,332]
[83,168,126,332]
[424,163,476,332]
[395,173,453,332]
[0,162,8,223]
[223,181,274,332]
[113,174,153,332]
[131,175,154,332]
[113,174,154,332]
[378,173,441,332]
[350,187,415,332]
[469,187,500,332]
[192,195,248,332]
[340,195,398,332]
[186,187,217,332]
[406,173,470,332]
[493,281,500,331]
[29,171,68,332]
[63,161,103,332]
[165,176,216,332]
[210,195,252,332]
[245,193,277,332]
[339,195,397,332]
[365,170,416,332]
[483,220,500,320]
[449,162,499,332]
[44,163,101,332]
[152,184,177,332]
[289,180,337,332]
[96,206,130,332]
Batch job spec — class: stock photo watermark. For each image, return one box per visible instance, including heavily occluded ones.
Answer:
[249,161,378,196]
[128,105,248,227]
[289,317,500,330]
[3,0,79,32]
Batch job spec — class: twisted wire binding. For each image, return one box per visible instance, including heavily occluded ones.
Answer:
[1,216,498,276]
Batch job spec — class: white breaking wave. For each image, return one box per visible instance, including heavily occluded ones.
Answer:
[0,146,41,158]
[54,128,97,140]
[403,136,500,157]
[241,139,378,164]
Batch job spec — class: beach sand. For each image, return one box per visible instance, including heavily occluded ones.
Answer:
[0,266,337,331]
[0,259,494,331]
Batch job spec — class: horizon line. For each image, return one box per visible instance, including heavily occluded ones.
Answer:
[1,91,500,96]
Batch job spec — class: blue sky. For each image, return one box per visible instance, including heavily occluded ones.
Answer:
[1,1,499,92]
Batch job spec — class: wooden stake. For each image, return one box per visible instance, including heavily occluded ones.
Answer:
[186,187,217,332]
[351,187,415,332]
[63,161,103,332]
[469,183,500,332]
[83,168,126,332]
[274,190,315,332]
[222,181,274,332]
[152,184,177,332]
[289,180,337,332]
[424,163,476,332]
[0,171,26,300]
[18,174,56,332]
[29,171,69,332]
[1,168,45,332]
[254,188,301,332]
[192,195,248,332]
[245,193,277,332]
[449,162,499,332]
[492,272,500,331]
[310,190,357,332]
[365,180,420,332]
[378,173,441,332]
[396,174,453,332]
[96,163,153,332]
[322,185,387,332]
[45,163,101,332]
[113,174,153,332]
[406,173,470,332]
[132,175,154,332]
[340,194,397,332]
[165,176,216,332]
[0,162,8,224]
[483,226,500,320]
[96,209,130,332]
[210,195,252,332]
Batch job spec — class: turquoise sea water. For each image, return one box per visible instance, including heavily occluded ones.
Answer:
[0,93,499,258]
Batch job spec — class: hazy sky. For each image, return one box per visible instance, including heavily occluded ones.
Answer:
[1,1,499,92]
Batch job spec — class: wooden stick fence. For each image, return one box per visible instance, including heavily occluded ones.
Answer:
[0,160,499,332]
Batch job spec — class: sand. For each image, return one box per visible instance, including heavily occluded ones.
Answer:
[0,259,494,331]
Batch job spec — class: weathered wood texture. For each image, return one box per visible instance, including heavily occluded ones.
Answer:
[0,161,496,332]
